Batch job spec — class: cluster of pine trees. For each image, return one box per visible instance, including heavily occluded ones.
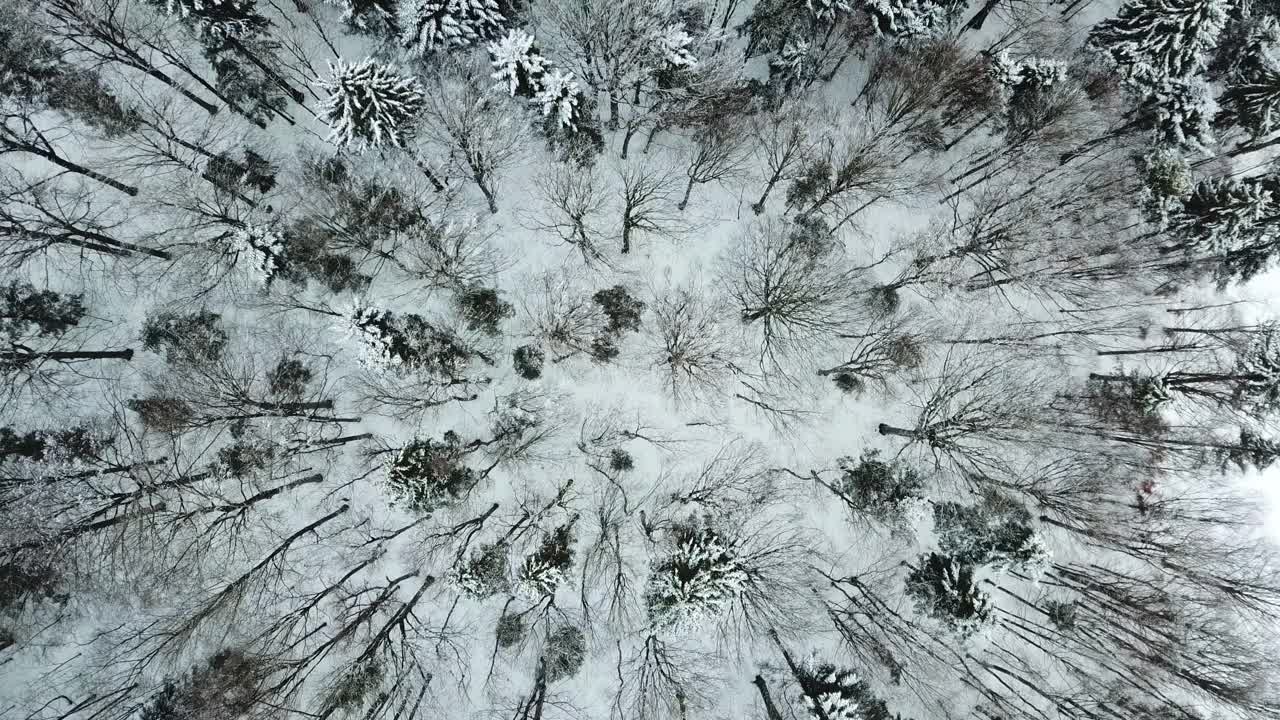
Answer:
[3,0,1280,719]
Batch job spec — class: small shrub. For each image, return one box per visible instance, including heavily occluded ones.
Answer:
[513,344,545,380]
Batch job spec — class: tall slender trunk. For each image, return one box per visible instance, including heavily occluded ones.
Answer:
[1096,345,1203,357]
[20,145,138,196]
[678,177,695,211]
[2,348,134,361]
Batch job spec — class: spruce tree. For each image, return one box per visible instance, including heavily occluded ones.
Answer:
[905,553,994,636]
[1087,0,1232,87]
[318,59,425,150]
[397,0,506,55]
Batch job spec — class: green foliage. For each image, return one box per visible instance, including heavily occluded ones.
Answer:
[456,286,515,335]
[512,344,545,379]
[1,283,85,342]
[384,432,478,513]
[266,357,313,399]
[593,286,645,334]
[931,490,1047,571]
[905,553,993,636]
[142,310,229,365]
[836,450,926,520]
[543,625,586,682]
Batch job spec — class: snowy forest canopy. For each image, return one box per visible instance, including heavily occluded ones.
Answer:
[3,0,1280,720]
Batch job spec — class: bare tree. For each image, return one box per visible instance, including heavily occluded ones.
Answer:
[676,121,751,212]
[724,217,866,369]
[617,162,685,254]
[419,60,527,214]
[748,103,820,215]
[531,163,611,264]
[647,283,735,405]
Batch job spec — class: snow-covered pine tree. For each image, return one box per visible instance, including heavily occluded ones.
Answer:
[1137,147,1193,222]
[229,224,286,286]
[542,625,586,682]
[1234,328,1280,403]
[655,24,698,68]
[1086,0,1232,88]
[1146,78,1216,151]
[142,309,230,365]
[1223,428,1280,471]
[451,542,510,597]
[1166,176,1275,256]
[904,552,994,637]
[160,0,269,39]
[384,432,478,512]
[0,283,86,343]
[488,28,547,97]
[318,58,425,151]
[1218,22,1280,140]
[516,524,575,599]
[645,518,748,633]
[806,0,853,22]
[337,301,473,373]
[835,450,929,528]
[792,661,875,720]
[397,0,505,56]
[324,0,397,32]
[535,70,582,130]
[863,0,954,40]
[932,491,1049,572]
[0,425,106,465]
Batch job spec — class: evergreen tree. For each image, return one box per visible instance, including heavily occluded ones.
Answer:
[593,286,646,335]
[318,59,425,150]
[1222,428,1280,470]
[835,450,928,525]
[451,542,510,597]
[141,309,229,366]
[1166,175,1275,256]
[1145,78,1216,150]
[535,70,583,130]
[645,518,748,633]
[159,0,270,38]
[1218,23,1280,140]
[455,287,515,335]
[516,524,575,598]
[904,553,994,636]
[488,28,547,97]
[542,625,586,682]
[864,0,956,39]
[932,491,1048,571]
[0,283,86,342]
[512,344,545,380]
[397,0,506,55]
[338,303,472,373]
[793,661,898,720]
[1087,0,1232,87]
[384,432,478,512]
[229,224,287,286]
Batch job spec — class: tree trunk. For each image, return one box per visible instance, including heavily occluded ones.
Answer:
[877,423,918,439]
[1096,345,1203,356]
[753,171,782,215]
[411,155,445,192]
[752,676,785,720]
[23,146,138,196]
[2,348,134,361]
[678,177,695,211]
[621,220,632,254]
